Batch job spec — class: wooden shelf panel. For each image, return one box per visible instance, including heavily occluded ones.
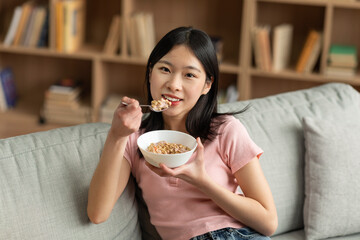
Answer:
[0,44,103,60]
[333,0,360,9]
[250,68,360,86]
[258,0,327,6]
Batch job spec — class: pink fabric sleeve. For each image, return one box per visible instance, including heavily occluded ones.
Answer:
[124,132,138,169]
[220,116,263,174]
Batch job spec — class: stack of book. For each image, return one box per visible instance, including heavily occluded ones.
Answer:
[3,1,49,47]
[99,94,123,123]
[0,68,17,112]
[42,79,91,124]
[325,44,358,77]
[55,0,85,53]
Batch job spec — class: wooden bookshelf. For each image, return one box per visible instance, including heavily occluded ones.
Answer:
[1,0,360,138]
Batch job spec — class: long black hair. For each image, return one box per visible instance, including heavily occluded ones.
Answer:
[141,26,248,142]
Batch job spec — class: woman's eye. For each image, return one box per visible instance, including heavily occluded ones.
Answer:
[185,73,195,78]
[160,67,170,73]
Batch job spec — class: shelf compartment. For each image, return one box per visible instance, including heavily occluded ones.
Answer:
[331,7,360,52]
[0,52,92,119]
[254,1,326,70]
[85,0,121,49]
[101,61,147,101]
[131,0,243,65]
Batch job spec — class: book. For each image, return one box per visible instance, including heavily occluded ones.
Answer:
[46,78,82,101]
[44,98,81,109]
[295,30,321,73]
[133,12,147,58]
[127,12,156,58]
[42,102,91,125]
[328,44,357,66]
[55,1,64,51]
[325,66,356,78]
[252,27,263,70]
[37,8,49,47]
[252,26,272,71]
[103,15,121,54]
[143,12,156,58]
[3,6,23,46]
[25,6,47,47]
[63,0,85,53]
[0,78,7,112]
[0,68,17,108]
[303,33,322,73]
[12,1,34,46]
[272,24,293,72]
[22,7,38,46]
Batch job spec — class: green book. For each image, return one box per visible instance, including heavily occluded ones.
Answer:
[329,45,357,56]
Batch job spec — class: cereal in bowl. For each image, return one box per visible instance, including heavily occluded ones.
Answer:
[147,141,190,154]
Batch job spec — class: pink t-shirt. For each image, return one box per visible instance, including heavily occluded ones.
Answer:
[124,116,263,240]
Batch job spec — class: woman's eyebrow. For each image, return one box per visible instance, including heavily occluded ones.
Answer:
[185,66,201,73]
[157,60,202,73]
[158,60,172,66]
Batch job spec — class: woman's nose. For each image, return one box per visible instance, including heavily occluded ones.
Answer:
[166,74,182,92]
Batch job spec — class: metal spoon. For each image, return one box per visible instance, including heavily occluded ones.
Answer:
[121,102,169,112]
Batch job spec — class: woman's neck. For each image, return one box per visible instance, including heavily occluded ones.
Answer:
[163,115,187,133]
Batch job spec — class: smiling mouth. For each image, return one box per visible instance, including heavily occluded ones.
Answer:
[162,95,182,102]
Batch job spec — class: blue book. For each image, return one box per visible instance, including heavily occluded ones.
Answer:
[37,8,49,47]
[0,68,17,108]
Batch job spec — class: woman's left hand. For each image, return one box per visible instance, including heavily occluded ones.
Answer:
[145,137,209,187]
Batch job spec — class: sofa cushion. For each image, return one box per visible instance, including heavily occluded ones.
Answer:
[302,115,360,240]
[271,230,360,240]
[0,123,142,239]
[219,83,360,236]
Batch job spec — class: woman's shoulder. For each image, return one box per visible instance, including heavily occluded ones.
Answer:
[217,115,244,131]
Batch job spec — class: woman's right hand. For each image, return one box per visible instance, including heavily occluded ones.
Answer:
[110,96,143,138]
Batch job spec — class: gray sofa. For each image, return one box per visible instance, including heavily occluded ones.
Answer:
[1,83,360,240]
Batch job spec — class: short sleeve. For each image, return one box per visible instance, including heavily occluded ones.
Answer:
[124,131,140,169]
[219,116,263,174]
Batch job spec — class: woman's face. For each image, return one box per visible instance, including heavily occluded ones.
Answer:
[149,45,212,120]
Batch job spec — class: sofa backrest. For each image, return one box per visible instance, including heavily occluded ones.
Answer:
[2,83,359,239]
[0,123,141,239]
[219,83,360,235]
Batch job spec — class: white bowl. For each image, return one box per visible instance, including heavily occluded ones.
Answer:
[137,130,197,168]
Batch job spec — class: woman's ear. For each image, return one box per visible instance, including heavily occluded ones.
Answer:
[202,76,214,95]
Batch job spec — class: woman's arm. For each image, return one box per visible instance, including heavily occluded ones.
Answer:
[198,157,278,236]
[87,97,142,224]
[147,138,278,236]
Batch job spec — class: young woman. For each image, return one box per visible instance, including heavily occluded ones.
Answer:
[87,27,278,240]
